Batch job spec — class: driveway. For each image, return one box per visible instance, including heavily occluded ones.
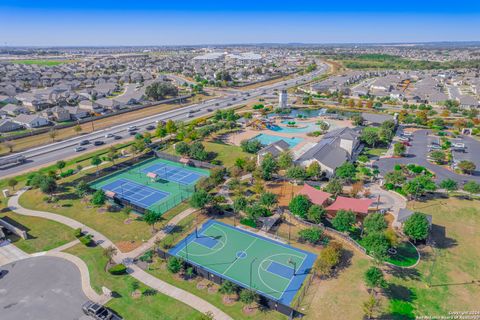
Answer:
[375,129,480,184]
[0,241,29,266]
[0,256,89,320]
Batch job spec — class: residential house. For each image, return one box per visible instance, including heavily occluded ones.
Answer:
[78,100,104,114]
[64,106,89,120]
[0,119,22,133]
[95,98,122,110]
[2,104,29,116]
[42,106,71,122]
[13,114,50,128]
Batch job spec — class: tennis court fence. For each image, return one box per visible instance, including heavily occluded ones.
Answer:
[109,190,192,216]
[154,151,221,170]
[147,248,301,319]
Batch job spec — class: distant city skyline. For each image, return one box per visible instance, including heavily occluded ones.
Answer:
[1,0,479,46]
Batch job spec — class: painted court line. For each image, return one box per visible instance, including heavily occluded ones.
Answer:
[222,238,258,276]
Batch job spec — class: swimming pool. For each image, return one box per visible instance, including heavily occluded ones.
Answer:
[268,108,327,119]
[250,134,304,147]
[268,120,319,133]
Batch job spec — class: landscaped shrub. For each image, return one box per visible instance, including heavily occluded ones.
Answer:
[79,234,93,246]
[74,228,83,238]
[240,218,257,228]
[59,169,75,178]
[108,263,127,275]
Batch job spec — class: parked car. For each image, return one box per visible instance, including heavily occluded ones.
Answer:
[428,144,441,150]
[0,270,7,279]
[399,137,410,142]
[75,146,86,152]
[146,125,155,130]
[79,140,90,145]
[82,301,122,320]
[94,140,105,146]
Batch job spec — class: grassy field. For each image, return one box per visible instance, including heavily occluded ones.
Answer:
[0,210,75,253]
[65,244,202,320]
[9,59,77,66]
[18,188,152,252]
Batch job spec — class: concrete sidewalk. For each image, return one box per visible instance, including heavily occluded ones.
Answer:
[0,240,30,266]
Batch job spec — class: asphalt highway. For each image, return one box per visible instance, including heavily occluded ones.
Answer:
[0,64,328,178]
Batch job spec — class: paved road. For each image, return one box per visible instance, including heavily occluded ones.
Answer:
[0,256,88,320]
[375,129,480,184]
[0,64,328,178]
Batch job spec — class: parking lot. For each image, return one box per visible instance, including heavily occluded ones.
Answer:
[0,256,89,320]
[375,129,480,184]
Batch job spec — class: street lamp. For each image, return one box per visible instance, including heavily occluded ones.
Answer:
[249,257,257,289]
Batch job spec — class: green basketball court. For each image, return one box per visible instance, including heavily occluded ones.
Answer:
[170,220,317,305]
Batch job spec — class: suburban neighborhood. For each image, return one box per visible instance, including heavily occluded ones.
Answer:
[1,2,480,320]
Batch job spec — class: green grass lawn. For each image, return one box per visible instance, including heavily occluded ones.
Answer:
[65,244,202,320]
[362,146,388,157]
[384,197,480,318]
[203,141,252,167]
[147,258,287,320]
[18,188,152,252]
[165,141,251,168]
[385,241,419,268]
[0,210,75,253]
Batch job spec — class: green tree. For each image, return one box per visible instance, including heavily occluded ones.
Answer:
[364,266,387,290]
[298,227,323,244]
[175,141,190,156]
[403,212,430,242]
[165,119,177,134]
[286,165,306,182]
[91,189,106,206]
[143,210,163,234]
[259,192,278,209]
[56,160,66,173]
[288,195,312,218]
[402,175,437,199]
[103,246,118,265]
[393,142,406,157]
[361,128,380,147]
[362,294,379,320]
[145,82,179,100]
[362,232,389,260]
[240,139,263,153]
[324,178,344,197]
[306,161,322,179]
[277,151,293,170]
[260,153,278,180]
[363,213,387,234]
[335,162,357,182]
[7,178,18,190]
[39,176,57,194]
[314,242,342,277]
[73,124,82,135]
[331,210,356,232]
[307,205,326,224]
[189,190,212,212]
[233,196,248,213]
[384,170,406,187]
[91,156,102,174]
[76,180,90,198]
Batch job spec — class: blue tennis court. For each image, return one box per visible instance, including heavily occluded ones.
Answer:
[101,178,170,208]
[142,163,206,185]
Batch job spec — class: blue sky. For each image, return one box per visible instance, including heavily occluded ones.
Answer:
[1,1,479,46]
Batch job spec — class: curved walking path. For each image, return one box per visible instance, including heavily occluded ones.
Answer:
[8,189,232,320]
